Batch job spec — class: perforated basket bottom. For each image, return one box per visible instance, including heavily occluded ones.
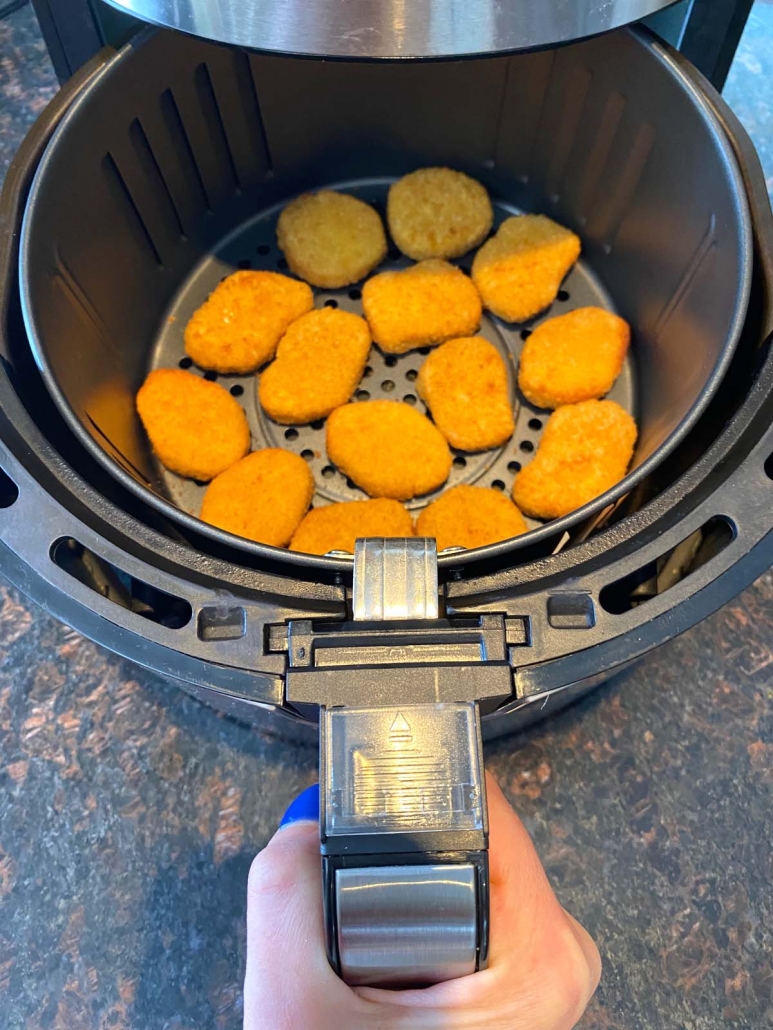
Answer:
[151,179,637,533]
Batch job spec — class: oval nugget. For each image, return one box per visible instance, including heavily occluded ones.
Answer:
[362,259,481,354]
[416,485,528,551]
[326,400,451,500]
[290,498,413,555]
[518,307,630,409]
[416,337,514,451]
[387,167,493,260]
[200,449,313,546]
[277,190,387,288]
[136,368,250,481]
[472,214,580,323]
[185,270,313,374]
[259,308,371,424]
[512,400,637,520]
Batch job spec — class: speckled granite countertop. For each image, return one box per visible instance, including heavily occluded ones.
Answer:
[1,6,772,1029]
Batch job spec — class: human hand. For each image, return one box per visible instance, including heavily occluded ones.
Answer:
[244,772,600,1029]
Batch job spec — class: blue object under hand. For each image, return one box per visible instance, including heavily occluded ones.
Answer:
[279,783,320,828]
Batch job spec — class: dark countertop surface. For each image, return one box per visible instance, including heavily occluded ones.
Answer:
[1,7,772,1029]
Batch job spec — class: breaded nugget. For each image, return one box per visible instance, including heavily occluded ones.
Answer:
[259,309,371,424]
[387,168,493,260]
[200,449,313,546]
[290,499,413,555]
[277,191,387,288]
[416,485,528,551]
[512,400,637,520]
[518,307,630,409]
[326,400,451,500]
[362,260,482,354]
[184,270,313,374]
[136,368,250,481]
[472,214,581,323]
[416,336,514,451]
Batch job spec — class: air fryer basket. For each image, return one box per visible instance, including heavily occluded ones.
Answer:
[19,27,752,568]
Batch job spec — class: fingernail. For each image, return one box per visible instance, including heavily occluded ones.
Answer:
[279,783,319,828]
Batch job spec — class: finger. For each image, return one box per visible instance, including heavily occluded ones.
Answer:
[244,821,353,1030]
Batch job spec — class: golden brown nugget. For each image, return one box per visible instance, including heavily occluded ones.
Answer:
[518,307,630,409]
[290,499,413,555]
[184,270,313,374]
[136,368,250,481]
[326,400,451,500]
[258,309,371,424]
[416,336,514,451]
[416,485,528,551]
[200,449,313,546]
[387,167,493,260]
[277,190,387,288]
[513,400,637,520]
[472,214,581,323]
[362,259,482,354]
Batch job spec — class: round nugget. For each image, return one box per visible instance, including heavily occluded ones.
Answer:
[326,400,451,501]
[277,191,387,288]
[416,485,528,551]
[518,307,630,409]
[512,400,637,520]
[290,499,413,555]
[259,309,371,425]
[387,168,493,261]
[362,259,482,354]
[472,214,581,323]
[136,368,250,481]
[416,337,514,451]
[184,270,313,374]
[200,449,313,546]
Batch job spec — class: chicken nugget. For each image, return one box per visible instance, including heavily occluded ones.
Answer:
[200,449,313,546]
[472,214,581,323]
[184,270,313,374]
[416,336,514,451]
[512,400,637,520]
[387,167,493,260]
[326,400,451,500]
[136,368,250,481]
[277,190,387,288]
[362,259,482,354]
[259,309,371,424]
[290,499,413,555]
[416,485,528,551]
[518,307,630,409]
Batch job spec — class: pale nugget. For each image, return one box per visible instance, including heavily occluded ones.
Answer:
[277,190,387,288]
[416,336,514,451]
[513,400,637,520]
[387,167,493,260]
[184,270,312,374]
[200,449,313,546]
[362,259,481,354]
[290,499,413,555]
[326,400,451,500]
[136,368,249,481]
[416,485,528,551]
[518,307,630,409]
[259,308,371,424]
[472,214,581,323]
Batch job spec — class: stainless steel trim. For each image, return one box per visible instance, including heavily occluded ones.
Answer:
[336,864,478,986]
[101,0,677,59]
[353,538,438,621]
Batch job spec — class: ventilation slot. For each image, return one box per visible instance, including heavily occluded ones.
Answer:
[51,538,192,629]
[764,451,773,481]
[160,87,211,212]
[599,517,735,615]
[194,63,240,194]
[0,467,18,508]
[102,153,164,267]
[128,117,186,240]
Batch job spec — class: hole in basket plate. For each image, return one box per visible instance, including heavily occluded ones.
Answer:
[349,288,362,300]
[257,244,270,256]
[51,537,192,628]
[765,451,773,480]
[384,355,397,368]
[324,299,338,309]
[557,289,570,302]
[403,394,416,405]
[508,461,521,473]
[277,258,288,270]
[520,440,534,453]
[284,428,299,441]
[405,369,418,382]
[238,258,252,270]
[520,329,532,341]
[453,456,467,469]
[528,418,543,431]
[491,480,505,491]
[179,357,193,369]
[356,390,370,401]
[301,449,314,460]
[230,384,244,397]
[381,380,395,392]
[321,465,335,478]
[203,370,218,381]
[363,365,373,378]
[310,420,325,431]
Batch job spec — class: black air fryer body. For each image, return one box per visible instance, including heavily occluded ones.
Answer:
[0,26,772,742]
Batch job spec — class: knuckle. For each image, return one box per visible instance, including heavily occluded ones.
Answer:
[247,844,296,901]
